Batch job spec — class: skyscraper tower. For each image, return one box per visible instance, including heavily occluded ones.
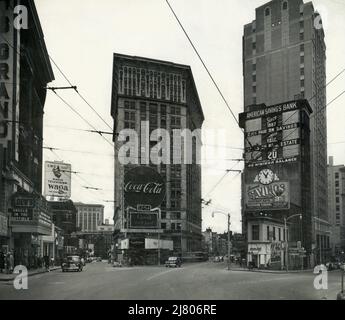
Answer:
[242,0,328,264]
[110,54,204,264]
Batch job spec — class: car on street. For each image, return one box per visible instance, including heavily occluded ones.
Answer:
[165,257,182,268]
[213,256,221,262]
[62,256,83,272]
[113,261,123,268]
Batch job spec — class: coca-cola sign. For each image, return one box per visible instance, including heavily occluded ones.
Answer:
[124,166,166,209]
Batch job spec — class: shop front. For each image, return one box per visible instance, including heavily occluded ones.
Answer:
[247,242,284,269]
[10,192,52,267]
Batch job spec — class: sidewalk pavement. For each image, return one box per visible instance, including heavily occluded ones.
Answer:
[229,266,314,274]
[0,266,61,282]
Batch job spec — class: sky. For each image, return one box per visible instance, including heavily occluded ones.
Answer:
[35,0,345,234]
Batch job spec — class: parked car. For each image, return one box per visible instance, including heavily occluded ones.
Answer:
[165,257,182,268]
[213,256,220,262]
[113,261,123,268]
[62,256,83,272]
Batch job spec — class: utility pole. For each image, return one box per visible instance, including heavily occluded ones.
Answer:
[227,214,231,271]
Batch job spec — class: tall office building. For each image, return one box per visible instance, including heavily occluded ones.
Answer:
[242,0,328,265]
[74,203,104,232]
[111,53,204,264]
[327,157,345,256]
[0,0,54,263]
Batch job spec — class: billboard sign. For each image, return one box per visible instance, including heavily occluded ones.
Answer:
[11,207,33,221]
[245,169,290,210]
[145,239,174,250]
[238,100,311,168]
[124,166,166,209]
[129,211,158,229]
[44,162,72,198]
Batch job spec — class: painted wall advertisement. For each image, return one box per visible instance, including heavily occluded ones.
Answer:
[245,169,290,210]
[44,161,72,198]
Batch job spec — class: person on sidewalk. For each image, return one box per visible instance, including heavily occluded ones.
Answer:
[6,252,14,274]
[0,251,4,273]
[43,255,50,272]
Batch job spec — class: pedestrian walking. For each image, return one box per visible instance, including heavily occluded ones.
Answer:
[43,255,50,272]
[6,252,14,274]
[0,251,4,273]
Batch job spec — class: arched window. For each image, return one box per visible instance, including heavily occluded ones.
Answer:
[265,7,270,16]
[283,1,288,10]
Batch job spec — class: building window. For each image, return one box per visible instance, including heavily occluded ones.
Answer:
[252,42,256,50]
[265,7,270,16]
[252,225,259,241]
[279,228,281,241]
[161,223,166,229]
[301,68,304,76]
[171,223,176,230]
[267,226,270,241]
[282,1,288,10]
[300,56,304,64]
[253,86,256,93]
[336,189,340,196]
[300,44,304,52]
[301,79,305,87]
[336,205,340,212]
[336,197,340,204]
[252,74,256,82]
[161,212,166,219]
[335,172,339,179]
[252,63,256,71]
[336,181,339,188]
[273,227,276,241]
[300,32,304,41]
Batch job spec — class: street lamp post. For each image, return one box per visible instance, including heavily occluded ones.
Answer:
[284,214,302,272]
[212,211,231,271]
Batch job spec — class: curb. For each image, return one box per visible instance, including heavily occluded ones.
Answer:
[228,268,314,274]
[0,267,61,282]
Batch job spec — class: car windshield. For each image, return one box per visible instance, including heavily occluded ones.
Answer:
[168,257,177,261]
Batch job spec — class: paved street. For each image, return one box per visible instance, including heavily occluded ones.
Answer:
[0,261,342,300]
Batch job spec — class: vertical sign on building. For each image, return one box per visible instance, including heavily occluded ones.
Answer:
[44,161,72,199]
[0,0,20,161]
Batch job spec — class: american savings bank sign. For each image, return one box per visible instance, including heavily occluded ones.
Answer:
[124,166,166,210]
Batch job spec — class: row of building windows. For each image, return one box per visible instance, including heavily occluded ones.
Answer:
[251,225,288,242]
[161,222,182,231]
[118,66,187,103]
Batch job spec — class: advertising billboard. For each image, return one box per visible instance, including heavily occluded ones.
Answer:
[145,239,174,250]
[244,168,290,211]
[239,101,304,168]
[124,166,166,209]
[44,161,72,198]
[129,211,158,229]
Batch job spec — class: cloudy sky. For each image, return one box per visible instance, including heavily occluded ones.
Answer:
[36,0,345,234]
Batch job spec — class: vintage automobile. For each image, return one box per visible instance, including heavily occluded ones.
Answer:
[165,257,182,268]
[62,256,83,272]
